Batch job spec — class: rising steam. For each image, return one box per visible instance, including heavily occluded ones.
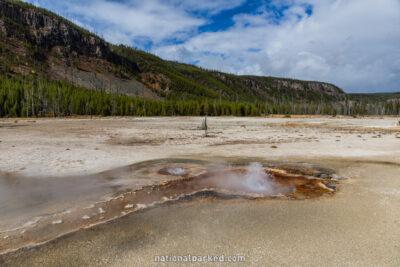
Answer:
[204,162,290,196]
[241,162,274,193]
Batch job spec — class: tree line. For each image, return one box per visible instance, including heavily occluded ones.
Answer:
[1,75,399,118]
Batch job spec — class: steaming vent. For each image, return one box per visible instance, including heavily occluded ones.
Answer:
[241,162,281,193]
[155,161,337,198]
[158,167,189,176]
[168,168,188,176]
[196,162,296,197]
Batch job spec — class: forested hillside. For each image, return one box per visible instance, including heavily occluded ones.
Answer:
[3,74,394,118]
[0,0,399,117]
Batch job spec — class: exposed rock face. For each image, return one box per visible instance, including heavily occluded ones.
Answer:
[272,80,345,95]
[242,78,261,90]
[0,19,6,35]
[241,77,345,96]
[0,0,139,72]
[214,72,345,97]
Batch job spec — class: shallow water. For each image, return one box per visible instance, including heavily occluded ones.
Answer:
[0,169,140,233]
[0,158,338,255]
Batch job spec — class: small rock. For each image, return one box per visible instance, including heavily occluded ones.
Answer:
[326,182,337,189]
[124,204,134,209]
[52,220,63,225]
[82,215,90,220]
[331,174,346,180]
[136,204,146,209]
[84,204,95,209]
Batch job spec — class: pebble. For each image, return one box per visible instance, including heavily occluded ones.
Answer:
[332,174,346,180]
[136,204,147,209]
[124,204,134,209]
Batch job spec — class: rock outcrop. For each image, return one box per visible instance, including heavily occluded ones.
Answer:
[213,72,345,97]
[0,18,6,35]
[272,79,345,95]
[0,0,139,72]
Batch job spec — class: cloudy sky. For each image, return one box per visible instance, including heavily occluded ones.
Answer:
[25,0,400,93]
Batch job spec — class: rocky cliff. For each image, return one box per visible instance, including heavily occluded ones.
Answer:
[0,0,139,73]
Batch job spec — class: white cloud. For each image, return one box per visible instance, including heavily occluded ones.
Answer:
[25,0,245,45]
[170,0,246,14]
[24,0,400,92]
[154,0,400,92]
[30,0,205,44]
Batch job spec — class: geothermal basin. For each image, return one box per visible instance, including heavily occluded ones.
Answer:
[0,158,339,255]
[0,116,399,266]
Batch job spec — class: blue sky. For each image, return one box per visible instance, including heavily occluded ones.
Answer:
[25,0,400,93]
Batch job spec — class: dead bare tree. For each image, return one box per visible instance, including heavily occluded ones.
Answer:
[38,79,42,117]
[30,79,35,118]
[202,115,208,137]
